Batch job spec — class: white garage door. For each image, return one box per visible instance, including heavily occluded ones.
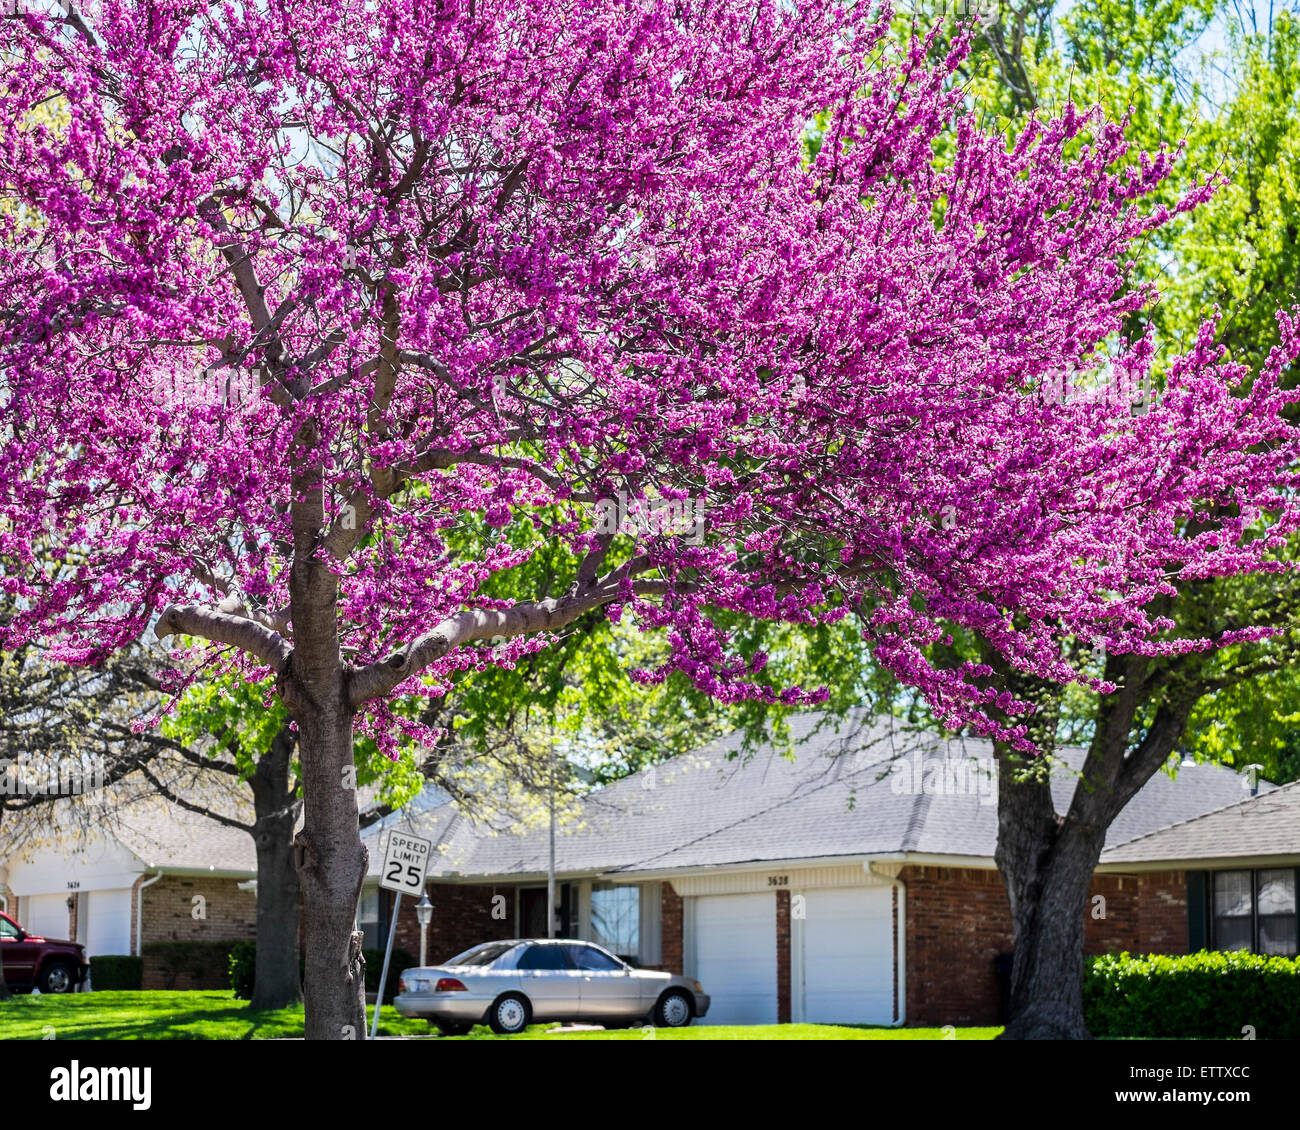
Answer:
[801,887,894,1024]
[24,893,71,941]
[86,889,133,956]
[694,893,777,1025]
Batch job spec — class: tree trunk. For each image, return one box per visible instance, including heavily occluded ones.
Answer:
[285,422,369,1040]
[995,763,1106,1039]
[294,709,368,1039]
[1,811,11,1001]
[248,725,303,1011]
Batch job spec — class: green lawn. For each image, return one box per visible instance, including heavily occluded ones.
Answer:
[0,991,1001,1040]
[0,990,429,1040]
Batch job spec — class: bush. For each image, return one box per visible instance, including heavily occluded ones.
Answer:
[89,955,142,991]
[142,940,242,990]
[1084,950,1300,1039]
[228,941,257,1001]
[227,941,306,1002]
[364,947,418,1004]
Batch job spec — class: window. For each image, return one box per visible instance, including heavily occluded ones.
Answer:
[357,888,379,948]
[446,942,518,968]
[1258,870,1297,955]
[0,916,18,939]
[590,883,639,961]
[1212,869,1298,956]
[517,943,573,971]
[566,943,624,972]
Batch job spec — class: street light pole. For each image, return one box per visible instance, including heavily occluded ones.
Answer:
[547,731,556,938]
[415,892,433,966]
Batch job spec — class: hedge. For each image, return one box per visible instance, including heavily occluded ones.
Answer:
[364,947,418,1004]
[228,941,306,1001]
[89,955,143,991]
[1084,950,1300,1039]
[229,943,414,1003]
[142,940,243,990]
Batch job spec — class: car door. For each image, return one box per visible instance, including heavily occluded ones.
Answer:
[566,943,643,1021]
[0,914,36,984]
[514,942,583,1021]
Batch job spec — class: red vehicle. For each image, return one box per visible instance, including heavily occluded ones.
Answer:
[0,910,89,993]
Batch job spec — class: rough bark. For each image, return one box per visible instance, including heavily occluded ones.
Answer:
[284,428,369,1040]
[995,770,1106,1039]
[992,652,1199,1040]
[248,724,303,1011]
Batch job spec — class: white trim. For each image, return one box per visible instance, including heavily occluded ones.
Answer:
[894,879,907,1026]
[1097,856,1300,872]
[790,888,806,1023]
[682,896,697,981]
[668,863,893,898]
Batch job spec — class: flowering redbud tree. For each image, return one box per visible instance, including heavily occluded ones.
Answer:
[2,1,1298,1038]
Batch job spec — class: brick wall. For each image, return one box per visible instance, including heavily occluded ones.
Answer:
[140,875,257,990]
[903,866,1011,1026]
[902,866,1189,1026]
[387,882,519,964]
[776,889,791,1023]
[1136,871,1187,951]
[658,883,683,975]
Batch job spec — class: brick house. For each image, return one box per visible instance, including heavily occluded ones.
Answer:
[359,715,1292,1027]
[4,715,1294,1022]
[0,788,259,990]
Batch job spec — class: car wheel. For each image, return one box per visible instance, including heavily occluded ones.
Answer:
[654,989,693,1028]
[488,993,530,1035]
[40,961,76,994]
[434,1021,473,1037]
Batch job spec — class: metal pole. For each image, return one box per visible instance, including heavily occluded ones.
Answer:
[420,921,428,967]
[370,892,402,1039]
[547,734,556,938]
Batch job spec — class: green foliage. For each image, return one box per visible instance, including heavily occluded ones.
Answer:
[88,955,142,991]
[227,940,304,1001]
[228,941,257,1001]
[142,940,242,991]
[1084,950,1300,1038]
[363,947,418,1004]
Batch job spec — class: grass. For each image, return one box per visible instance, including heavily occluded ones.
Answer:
[0,990,429,1040]
[0,990,1002,1040]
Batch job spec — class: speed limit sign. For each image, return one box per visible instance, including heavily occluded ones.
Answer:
[379,830,432,895]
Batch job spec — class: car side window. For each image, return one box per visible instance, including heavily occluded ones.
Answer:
[0,917,18,939]
[565,944,623,972]
[517,944,574,971]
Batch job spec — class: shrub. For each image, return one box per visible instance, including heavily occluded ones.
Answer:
[227,941,306,1002]
[228,941,257,1001]
[89,955,143,991]
[142,940,242,990]
[1084,950,1300,1039]
[364,947,418,1004]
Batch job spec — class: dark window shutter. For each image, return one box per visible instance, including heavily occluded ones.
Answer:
[1187,871,1208,952]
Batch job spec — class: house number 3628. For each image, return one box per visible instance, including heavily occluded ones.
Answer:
[767,875,788,887]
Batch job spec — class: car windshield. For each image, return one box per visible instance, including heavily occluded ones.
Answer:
[444,942,517,968]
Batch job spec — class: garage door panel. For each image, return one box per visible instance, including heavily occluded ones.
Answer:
[694,893,777,1025]
[86,889,133,956]
[24,893,71,941]
[802,888,894,1025]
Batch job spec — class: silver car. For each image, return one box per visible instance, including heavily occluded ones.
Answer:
[394,938,711,1035]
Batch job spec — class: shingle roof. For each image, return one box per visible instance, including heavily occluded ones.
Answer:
[1100,780,1300,865]
[362,713,1264,878]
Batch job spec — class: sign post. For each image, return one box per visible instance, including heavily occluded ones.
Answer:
[370,830,433,1038]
